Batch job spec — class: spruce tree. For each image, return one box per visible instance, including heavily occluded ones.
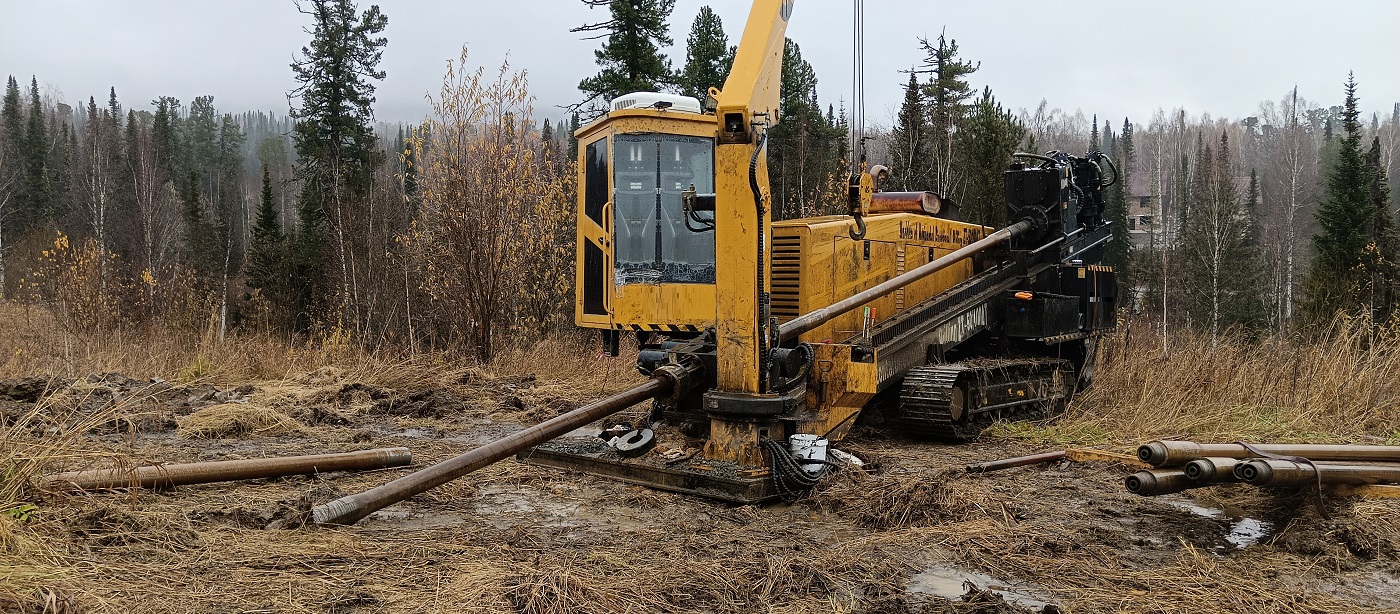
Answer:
[574,0,677,113]
[1103,118,1134,296]
[246,163,288,323]
[889,70,928,191]
[954,87,1024,226]
[1304,73,1372,324]
[288,0,389,329]
[678,6,729,103]
[23,76,49,222]
[1,77,20,162]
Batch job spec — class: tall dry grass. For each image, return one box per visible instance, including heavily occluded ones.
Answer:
[0,299,613,392]
[1061,322,1400,444]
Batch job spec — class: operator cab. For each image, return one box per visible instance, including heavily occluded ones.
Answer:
[574,92,719,338]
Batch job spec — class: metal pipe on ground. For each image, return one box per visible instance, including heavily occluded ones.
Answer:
[42,448,413,491]
[1124,469,1196,496]
[966,451,1066,473]
[312,372,678,526]
[779,220,1032,341]
[1234,459,1400,487]
[1183,457,1242,484]
[1137,440,1400,468]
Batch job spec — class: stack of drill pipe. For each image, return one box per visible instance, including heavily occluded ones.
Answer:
[1125,440,1400,496]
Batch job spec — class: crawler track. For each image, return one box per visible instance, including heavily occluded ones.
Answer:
[895,358,1073,441]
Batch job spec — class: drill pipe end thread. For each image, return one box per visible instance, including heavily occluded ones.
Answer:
[1184,457,1240,483]
[1234,459,1265,483]
[1125,469,1193,496]
[1137,442,1168,465]
[312,495,367,526]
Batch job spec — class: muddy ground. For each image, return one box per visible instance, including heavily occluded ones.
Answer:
[4,369,1400,613]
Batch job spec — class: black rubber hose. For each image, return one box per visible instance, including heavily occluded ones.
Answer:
[750,130,771,391]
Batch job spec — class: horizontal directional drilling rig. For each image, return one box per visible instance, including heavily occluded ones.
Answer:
[313,0,1123,523]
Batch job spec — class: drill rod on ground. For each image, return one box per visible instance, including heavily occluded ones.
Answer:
[779,220,1031,341]
[312,373,676,526]
[42,448,413,491]
[1137,440,1400,468]
[966,450,1066,473]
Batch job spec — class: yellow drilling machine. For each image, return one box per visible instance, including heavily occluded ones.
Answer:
[311,0,1118,524]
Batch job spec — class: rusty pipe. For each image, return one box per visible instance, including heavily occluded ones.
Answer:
[1235,459,1400,487]
[1183,457,1241,483]
[869,191,941,215]
[779,220,1031,341]
[311,370,681,526]
[1137,440,1400,468]
[1124,469,1197,496]
[965,450,1065,473]
[41,448,413,491]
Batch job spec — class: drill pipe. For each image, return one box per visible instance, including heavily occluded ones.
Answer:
[966,451,1066,473]
[311,373,673,526]
[779,220,1031,341]
[1234,459,1400,487]
[869,192,942,216]
[1124,469,1197,496]
[1183,457,1242,484]
[1137,440,1400,468]
[42,448,413,491]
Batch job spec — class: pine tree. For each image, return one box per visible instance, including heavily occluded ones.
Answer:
[288,0,389,329]
[1,77,20,163]
[573,0,677,113]
[889,70,928,191]
[1359,136,1397,321]
[954,87,1024,226]
[767,39,841,220]
[23,76,49,223]
[246,163,289,327]
[1089,114,1099,151]
[181,170,216,280]
[1304,73,1372,324]
[918,32,978,198]
[1182,131,1259,341]
[1104,118,1134,296]
[678,6,729,103]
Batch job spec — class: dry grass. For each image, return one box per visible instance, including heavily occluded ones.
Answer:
[1059,322,1400,444]
[175,403,303,439]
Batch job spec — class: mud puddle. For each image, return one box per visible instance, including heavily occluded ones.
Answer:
[1162,497,1272,549]
[908,563,1055,610]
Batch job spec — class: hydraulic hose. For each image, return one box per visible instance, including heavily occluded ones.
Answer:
[751,129,772,391]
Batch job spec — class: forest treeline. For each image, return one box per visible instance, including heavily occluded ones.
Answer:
[1,0,1397,362]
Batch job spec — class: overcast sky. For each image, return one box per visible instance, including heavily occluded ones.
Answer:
[2,0,1398,131]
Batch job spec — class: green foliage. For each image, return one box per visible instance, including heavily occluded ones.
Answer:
[23,76,50,223]
[1,503,38,523]
[1103,118,1134,297]
[953,87,1024,227]
[918,32,978,196]
[289,0,389,329]
[768,39,845,221]
[888,70,928,191]
[1303,74,1395,326]
[1181,131,1264,339]
[574,0,677,113]
[678,6,729,103]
